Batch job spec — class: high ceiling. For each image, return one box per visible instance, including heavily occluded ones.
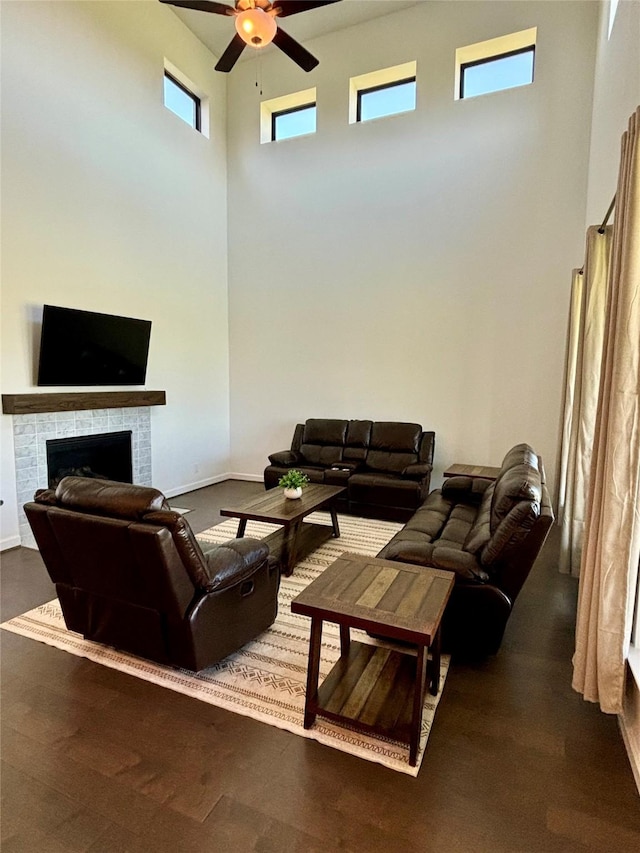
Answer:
[165,0,422,62]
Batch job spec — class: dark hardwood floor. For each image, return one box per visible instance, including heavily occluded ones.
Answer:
[2,480,639,852]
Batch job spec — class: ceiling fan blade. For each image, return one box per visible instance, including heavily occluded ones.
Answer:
[272,26,318,72]
[159,0,234,15]
[215,34,247,72]
[275,1,342,18]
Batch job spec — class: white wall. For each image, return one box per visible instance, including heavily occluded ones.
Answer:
[0,1,229,548]
[226,1,598,488]
[586,0,640,223]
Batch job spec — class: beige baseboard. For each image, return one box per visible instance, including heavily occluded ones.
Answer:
[227,472,263,482]
[0,534,22,552]
[163,473,230,498]
[619,712,640,796]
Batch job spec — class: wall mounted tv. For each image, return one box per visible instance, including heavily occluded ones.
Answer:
[37,305,152,386]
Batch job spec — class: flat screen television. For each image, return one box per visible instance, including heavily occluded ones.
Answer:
[37,305,152,386]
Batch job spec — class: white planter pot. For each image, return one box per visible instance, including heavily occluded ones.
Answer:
[283,487,302,500]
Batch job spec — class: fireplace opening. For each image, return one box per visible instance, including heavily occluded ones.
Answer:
[46,431,133,489]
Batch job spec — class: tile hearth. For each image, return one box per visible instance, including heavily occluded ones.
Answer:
[13,407,152,549]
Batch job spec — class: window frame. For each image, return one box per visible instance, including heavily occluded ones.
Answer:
[355,76,417,123]
[271,102,317,142]
[459,44,535,100]
[164,70,201,132]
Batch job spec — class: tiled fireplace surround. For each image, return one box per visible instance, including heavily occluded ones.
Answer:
[13,407,152,549]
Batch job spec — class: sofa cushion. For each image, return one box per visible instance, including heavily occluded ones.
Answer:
[490,463,541,529]
[299,444,343,467]
[366,450,418,473]
[462,484,494,555]
[299,419,348,468]
[343,420,373,462]
[438,503,478,549]
[302,419,348,445]
[404,490,452,538]
[348,473,424,508]
[370,422,422,453]
[482,499,540,566]
[500,443,539,472]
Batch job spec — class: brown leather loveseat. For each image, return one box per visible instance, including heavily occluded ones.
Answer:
[24,477,280,671]
[264,419,435,521]
[377,444,554,655]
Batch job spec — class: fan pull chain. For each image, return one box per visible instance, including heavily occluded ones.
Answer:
[255,53,263,96]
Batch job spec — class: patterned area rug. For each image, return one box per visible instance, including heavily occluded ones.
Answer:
[1,513,450,776]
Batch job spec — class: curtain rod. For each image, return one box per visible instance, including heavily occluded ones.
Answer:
[578,194,616,275]
[598,194,616,234]
[579,194,617,273]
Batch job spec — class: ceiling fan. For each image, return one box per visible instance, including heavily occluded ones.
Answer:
[159,0,342,73]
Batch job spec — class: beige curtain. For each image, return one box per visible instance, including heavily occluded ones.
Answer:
[573,106,640,714]
[558,228,612,576]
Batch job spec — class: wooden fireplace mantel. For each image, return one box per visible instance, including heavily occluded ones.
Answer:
[2,390,166,415]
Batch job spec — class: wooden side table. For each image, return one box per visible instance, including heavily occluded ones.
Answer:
[443,463,501,481]
[291,553,455,767]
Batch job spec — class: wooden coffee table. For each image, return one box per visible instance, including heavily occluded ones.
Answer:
[291,553,455,766]
[220,484,345,576]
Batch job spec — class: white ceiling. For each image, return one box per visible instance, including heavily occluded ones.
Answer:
[165,0,422,62]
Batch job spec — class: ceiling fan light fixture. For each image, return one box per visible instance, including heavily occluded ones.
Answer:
[235,8,277,48]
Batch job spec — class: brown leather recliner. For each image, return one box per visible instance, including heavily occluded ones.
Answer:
[24,477,280,671]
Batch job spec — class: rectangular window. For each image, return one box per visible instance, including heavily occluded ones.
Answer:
[455,29,537,101]
[164,71,201,131]
[460,46,535,99]
[260,88,316,144]
[357,77,416,123]
[272,103,316,142]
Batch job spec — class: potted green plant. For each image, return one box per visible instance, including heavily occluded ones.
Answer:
[278,469,309,500]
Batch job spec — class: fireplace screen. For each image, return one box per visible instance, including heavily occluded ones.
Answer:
[46,431,133,488]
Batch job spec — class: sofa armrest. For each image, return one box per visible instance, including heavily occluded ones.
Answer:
[429,546,490,582]
[379,540,489,583]
[441,476,492,501]
[401,463,433,481]
[200,538,270,593]
[268,449,301,467]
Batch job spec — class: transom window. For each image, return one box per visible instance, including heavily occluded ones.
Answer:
[460,46,535,99]
[454,28,537,102]
[272,103,317,142]
[357,77,416,123]
[349,61,417,126]
[260,88,316,144]
[164,71,201,131]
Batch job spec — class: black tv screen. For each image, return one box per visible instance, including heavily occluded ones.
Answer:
[37,305,152,386]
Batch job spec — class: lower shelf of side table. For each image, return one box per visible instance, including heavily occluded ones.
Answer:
[316,641,421,744]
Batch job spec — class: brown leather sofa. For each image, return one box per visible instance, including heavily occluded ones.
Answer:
[264,419,435,521]
[377,444,554,656]
[24,477,280,671]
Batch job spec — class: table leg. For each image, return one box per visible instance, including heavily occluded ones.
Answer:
[236,519,247,538]
[304,618,323,729]
[339,623,350,655]
[409,644,427,766]
[330,506,340,538]
[429,627,442,696]
[280,521,299,577]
